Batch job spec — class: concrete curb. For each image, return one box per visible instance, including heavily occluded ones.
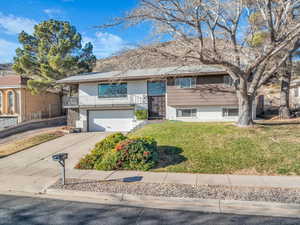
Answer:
[46,188,300,219]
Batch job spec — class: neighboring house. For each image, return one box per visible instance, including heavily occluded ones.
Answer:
[290,79,300,109]
[58,65,258,132]
[0,74,61,128]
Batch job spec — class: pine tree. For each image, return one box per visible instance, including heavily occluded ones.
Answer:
[13,19,96,94]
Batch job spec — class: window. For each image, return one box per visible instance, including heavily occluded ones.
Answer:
[148,81,166,96]
[98,83,127,98]
[222,108,239,117]
[176,109,197,117]
[7,91,14,113]
[175,77,196,88]
[224,76,234,86]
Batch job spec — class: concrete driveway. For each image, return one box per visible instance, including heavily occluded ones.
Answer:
[0,132,110,193]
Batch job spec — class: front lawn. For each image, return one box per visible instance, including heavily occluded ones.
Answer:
[0,131,64,158]
[130,121,300,175]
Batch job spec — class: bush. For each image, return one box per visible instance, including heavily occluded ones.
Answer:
[75,132,127,169]
[135,109,148,120]
[92,132,127,155]
[75,154,97,169]
[76,133,158,171]
[112,136,158,171]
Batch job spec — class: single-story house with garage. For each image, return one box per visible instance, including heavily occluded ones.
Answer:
[57,65,258,132]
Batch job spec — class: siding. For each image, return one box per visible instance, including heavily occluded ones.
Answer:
[167,75,238,106]
[78,80,148,109]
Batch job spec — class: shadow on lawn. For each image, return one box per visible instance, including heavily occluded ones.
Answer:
[255,121,300,126]
[154,145,187,169]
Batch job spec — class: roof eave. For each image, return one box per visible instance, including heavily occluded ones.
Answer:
[57,70,227,84]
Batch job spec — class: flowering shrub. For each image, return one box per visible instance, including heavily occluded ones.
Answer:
[75,132,127,169]
[112,137,158,171]
[76,133,158,171]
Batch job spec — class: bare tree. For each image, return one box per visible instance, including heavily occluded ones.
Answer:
[278,47,300,119]
[278,3,300,119]
[102,0,300,127]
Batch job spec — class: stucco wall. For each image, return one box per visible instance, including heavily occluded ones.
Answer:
[166,105,239,122]
[166,100,257,122]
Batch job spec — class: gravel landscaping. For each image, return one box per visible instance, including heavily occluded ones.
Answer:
[50,178,300,204]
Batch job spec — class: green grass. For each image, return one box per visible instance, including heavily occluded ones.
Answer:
[130,121,300,175]
[0,131,64,158]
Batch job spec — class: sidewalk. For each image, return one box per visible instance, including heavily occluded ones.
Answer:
[45,169,300,219]
[65,169,300,189]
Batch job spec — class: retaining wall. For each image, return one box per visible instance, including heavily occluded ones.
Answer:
[0,116,66,138]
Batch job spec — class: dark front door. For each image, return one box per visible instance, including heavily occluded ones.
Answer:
[147,80,166,119]
[148,96,166,119]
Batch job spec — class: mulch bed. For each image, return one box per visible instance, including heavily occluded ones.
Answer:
[50,178,300,204]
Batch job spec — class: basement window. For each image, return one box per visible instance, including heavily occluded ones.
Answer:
[222,108,239,117]
[176,109,197,117]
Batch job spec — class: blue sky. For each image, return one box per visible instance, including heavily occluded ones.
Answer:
[0,0,149,63]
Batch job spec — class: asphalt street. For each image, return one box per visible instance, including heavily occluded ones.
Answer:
[0,194,299,225]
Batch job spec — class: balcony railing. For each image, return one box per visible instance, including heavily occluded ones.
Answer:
[62,95,147,108]
[62,96,79,108]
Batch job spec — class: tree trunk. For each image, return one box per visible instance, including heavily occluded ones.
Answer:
[237,94,254,127]
[279,55,292,119]
[236,79,254,127]
[59,86,64,116]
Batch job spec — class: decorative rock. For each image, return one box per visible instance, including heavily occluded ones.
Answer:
[50,178,300,204]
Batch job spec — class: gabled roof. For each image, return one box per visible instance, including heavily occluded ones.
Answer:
[57,65,227,84]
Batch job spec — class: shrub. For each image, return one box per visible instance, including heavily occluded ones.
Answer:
[75,132,127,169]
[94,149,119,170]
[92,132,127,157]
[75,154,97,169]
[76,132,158,171]
[135,109,148,120]
[112,136,158,171]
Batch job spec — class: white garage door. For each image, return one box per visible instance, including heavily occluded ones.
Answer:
[88,110,134,132]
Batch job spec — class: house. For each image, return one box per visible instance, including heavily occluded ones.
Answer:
[57,65,257,132]
[0,73,61,128]
[290,79,300,109]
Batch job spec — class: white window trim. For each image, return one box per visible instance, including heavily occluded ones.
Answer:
[176,108,197,118]
[175,77,196,89]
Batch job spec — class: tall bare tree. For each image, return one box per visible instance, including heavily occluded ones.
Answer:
[278,3,300,119]
[102,0,300,127]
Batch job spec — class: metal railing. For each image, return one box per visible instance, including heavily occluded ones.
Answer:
[63,95,148,108]
[62,96,79,108]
